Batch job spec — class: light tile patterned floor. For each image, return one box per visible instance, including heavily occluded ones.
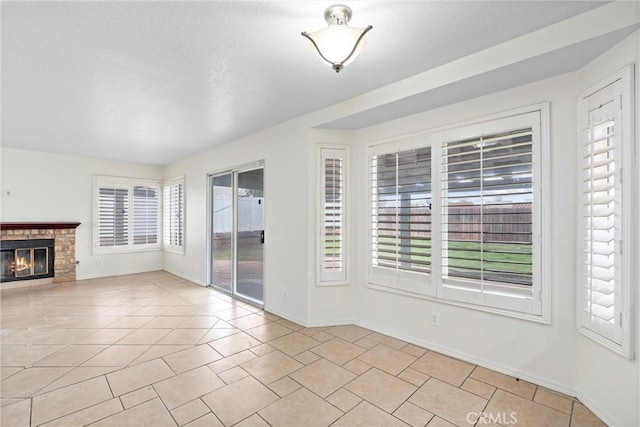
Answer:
[0,272,606,426]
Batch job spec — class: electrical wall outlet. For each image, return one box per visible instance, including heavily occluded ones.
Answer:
[430,311,440,327]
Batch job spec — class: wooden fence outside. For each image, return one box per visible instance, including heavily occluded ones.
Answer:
[376,203,532,244]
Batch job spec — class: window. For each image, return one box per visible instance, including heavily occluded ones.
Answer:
[163,177,185,253]
[133,186,159,245]
[439,110,544,316]
[94,176,160,254]
[97,186,129,247]
[577,65,633,358]
[369,106,548,319]
[371,141,433,295]
[319,147,347,284]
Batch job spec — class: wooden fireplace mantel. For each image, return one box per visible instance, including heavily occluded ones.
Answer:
[0,222,81,230]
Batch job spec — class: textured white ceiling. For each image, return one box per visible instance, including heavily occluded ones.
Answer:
[1,1,610,165]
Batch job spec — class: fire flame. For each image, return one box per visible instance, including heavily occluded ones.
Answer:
[14,257,30,272]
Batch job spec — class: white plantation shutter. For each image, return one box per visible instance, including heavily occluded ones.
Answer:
[94,177,161,254]
[98,186,128,247]
[319,148,347,283]
[370,140,434,295]
[441,128,534,288]
[133,186,159,245]
[372,147,432,273]
[582,112,617,336]
[163,177,184,252]
[436,109,544,316]
[578,67,633,357]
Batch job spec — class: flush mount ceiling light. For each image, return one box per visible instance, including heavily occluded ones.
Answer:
[301,4,372,73]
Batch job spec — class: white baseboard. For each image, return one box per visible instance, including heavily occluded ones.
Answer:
[355,319,577,397]
[263,306,309,328]
[304,318,357,328]
[575,390,620,427]
[162,269,206,286]
[354,319,621,426]
[53,268,622,426]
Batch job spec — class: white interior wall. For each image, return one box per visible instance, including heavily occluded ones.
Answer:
[306,128,356,325]
[0,148,164,279]
[352,72,580,394]
[162,123,311,324]
[346,31,639,427]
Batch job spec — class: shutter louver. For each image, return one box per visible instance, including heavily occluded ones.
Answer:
[98,187,128,247]
[581,114,620,340]
[372,147,432,274]
[163,180,184,248]
[441,128,533,288]
[133,186,159,245]
[320,148,347,283]
[576,65,632,357]
[323,157,343,272]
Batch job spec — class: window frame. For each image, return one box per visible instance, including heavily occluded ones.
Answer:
[93,175,161,255]
[369,136,435,296]
[366,104,550,322]
[437,110,546,318]
[163,176,185,254]
[318,145,349,285]
[576,65,634,358]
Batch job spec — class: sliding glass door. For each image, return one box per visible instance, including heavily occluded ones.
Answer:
[211,173,233,293]
[236,168,264,303]
[210,165,264,305]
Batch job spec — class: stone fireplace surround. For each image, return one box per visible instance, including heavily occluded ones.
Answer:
[0,222,80,286]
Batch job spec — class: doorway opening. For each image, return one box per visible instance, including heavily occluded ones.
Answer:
[209,163,264,306]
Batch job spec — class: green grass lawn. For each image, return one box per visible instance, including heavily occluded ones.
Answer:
[446,240,532,275]
[373,237,532,278]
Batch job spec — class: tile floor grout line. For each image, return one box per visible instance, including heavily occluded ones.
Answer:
[35,393,121,427]
[153,383,182,427]
[1,272,605,427]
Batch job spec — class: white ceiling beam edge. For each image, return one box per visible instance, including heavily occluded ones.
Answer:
[307,1,639,128]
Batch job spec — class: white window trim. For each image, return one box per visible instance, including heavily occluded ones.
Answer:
[366,104,551,323]
[163,176,185,255]
[318,144,349,286]
[576,64,635,359]
[93,175,161,255]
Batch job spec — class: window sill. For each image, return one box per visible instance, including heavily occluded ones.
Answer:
[93,246,161,256]
[366,281,550,324]
[163,246,185,255]
[578,327,633,359]
[316,281,350,287]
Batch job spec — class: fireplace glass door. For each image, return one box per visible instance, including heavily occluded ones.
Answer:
[14,249,32,278]
[0,239,55,282]
[33,248,49,275]
[13,248,49,277]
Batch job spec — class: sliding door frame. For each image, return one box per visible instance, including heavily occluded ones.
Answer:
[206,160,265,308]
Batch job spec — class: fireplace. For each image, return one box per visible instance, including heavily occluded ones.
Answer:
[0,222,80,285]
[1,239,55,282]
